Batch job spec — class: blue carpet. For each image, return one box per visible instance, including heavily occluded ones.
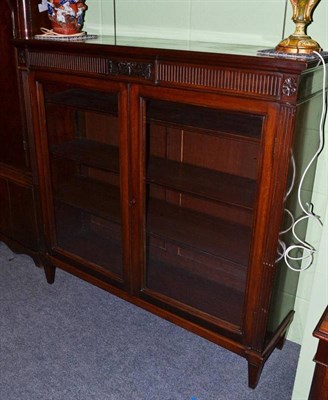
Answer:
[0,242,300,400]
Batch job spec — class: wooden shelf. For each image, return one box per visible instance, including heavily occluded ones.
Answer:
[147,198,251,266]
[54,176,121,223]
[147,237,246,292]
[45,91,262,139]
[54,175,251,267]
[147,199,251,265]
[45,89,118,115]
[147,156,256,209]
[50,139,119,173]
[57,228,123,278]
[147,100,263,140]
[146,256,244,326]
[50,140,256,209]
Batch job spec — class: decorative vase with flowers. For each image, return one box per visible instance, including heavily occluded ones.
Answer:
[47,0,88,35]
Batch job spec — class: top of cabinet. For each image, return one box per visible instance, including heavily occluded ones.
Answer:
[15,35,327,72]
[14,35,327,104]
[62,35,326,62]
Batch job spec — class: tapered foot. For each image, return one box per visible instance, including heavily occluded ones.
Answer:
[276,332,287,350]
[248,361,264,389]
[43,262,56,284]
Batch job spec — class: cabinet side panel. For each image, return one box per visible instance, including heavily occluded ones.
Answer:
[0,178,11,236]
[267,94,322,335]
[9,182,39,250]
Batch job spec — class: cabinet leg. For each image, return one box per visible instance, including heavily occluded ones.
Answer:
[276,332,287,350]
[248,361,264,389]
[43,262,56,284]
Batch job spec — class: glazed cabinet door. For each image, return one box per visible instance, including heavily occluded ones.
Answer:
[30,73,130,289]
[131,85,280,337]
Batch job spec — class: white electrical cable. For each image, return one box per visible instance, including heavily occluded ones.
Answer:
[276,155,296,263]
[278,51,327,271]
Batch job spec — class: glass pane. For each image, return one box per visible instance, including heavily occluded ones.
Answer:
[114,0,285,46]
[143,99,263,327]
[83,0,115,36]
[43,83,123,279]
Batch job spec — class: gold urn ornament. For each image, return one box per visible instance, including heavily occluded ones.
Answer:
[276,0,322,54]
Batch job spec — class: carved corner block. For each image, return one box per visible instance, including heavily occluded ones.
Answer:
[282,76,298,98]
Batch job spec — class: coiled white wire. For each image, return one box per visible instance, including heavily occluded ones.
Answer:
[277,51,327,272]
[276,154,296,263]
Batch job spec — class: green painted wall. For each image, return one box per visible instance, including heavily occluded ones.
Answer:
[84,2,327,398]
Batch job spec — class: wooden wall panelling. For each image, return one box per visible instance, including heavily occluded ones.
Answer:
[0,0,28,170]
